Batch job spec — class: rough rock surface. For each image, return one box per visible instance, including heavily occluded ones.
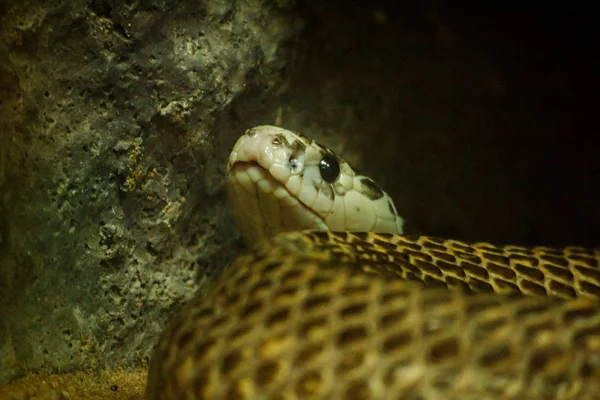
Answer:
[1,0,598,387]
[0,0,300,384]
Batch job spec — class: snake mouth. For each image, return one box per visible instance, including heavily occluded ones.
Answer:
[227,161,328,242]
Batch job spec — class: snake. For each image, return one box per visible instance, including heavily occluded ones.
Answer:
[146,125,600,399]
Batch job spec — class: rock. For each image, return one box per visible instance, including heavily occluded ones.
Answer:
[0,0,300,383]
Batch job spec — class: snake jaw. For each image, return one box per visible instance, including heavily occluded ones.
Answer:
[227,160,327,245]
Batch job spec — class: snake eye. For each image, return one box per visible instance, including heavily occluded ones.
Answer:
[319,155,340,183]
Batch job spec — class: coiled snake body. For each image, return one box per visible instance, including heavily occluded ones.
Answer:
[147,126,600,399]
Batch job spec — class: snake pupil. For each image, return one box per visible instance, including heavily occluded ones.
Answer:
[319,155,341,183]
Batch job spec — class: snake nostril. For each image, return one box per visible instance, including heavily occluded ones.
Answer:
[289,158,300,174]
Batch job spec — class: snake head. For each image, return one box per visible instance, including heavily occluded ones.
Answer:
[227,125,404,245]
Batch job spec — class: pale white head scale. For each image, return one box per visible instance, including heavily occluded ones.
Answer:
[227,125,404,245]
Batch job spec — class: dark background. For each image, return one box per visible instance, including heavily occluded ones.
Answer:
[255,0,599,247]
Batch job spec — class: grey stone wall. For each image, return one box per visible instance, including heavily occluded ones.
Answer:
[0,0,300,383]
[1,0,598,385]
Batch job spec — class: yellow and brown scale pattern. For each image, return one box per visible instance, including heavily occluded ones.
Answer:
[147,232,600,400]
[297,231,600,299]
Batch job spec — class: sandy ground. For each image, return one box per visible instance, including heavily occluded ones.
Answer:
[0,370,146,400]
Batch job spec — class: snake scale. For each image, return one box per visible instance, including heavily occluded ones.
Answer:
[147,126,600,399]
